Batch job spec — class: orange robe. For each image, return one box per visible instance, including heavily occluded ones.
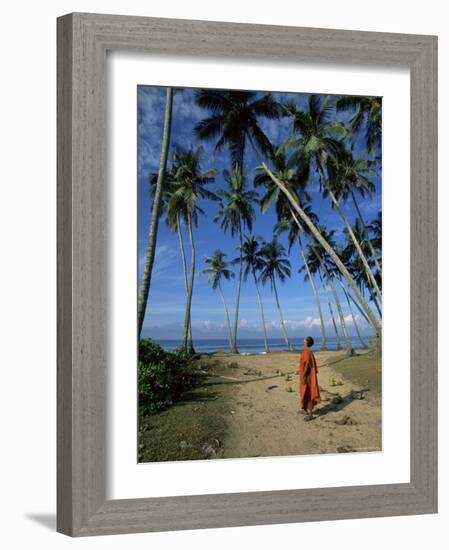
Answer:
[299,348,321,411]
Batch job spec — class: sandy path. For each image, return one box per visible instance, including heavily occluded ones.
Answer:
[202,350,381,457]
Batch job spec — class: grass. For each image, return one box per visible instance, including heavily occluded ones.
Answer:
[137,350,382,463]
[332,350,382,395]
[138,361,233,463]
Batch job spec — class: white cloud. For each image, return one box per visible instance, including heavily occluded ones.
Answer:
[284,317,322,329]
[139,244,179,279]
[173,89,205,122]
[138,135,163,174]
[269,313,369,332]
[143,311,371,339]
[138,86,165,128]
[138,87,166,175]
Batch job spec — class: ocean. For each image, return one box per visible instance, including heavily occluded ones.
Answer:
[153,336,371,354]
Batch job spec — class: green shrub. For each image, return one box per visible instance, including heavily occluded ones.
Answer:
[138,339,200,414]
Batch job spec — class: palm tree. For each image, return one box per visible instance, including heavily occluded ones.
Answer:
[255,146,336,353]
[318,269,342,350]
[342,221,382,317]
[281,94,345,191]
[324,152,382,303]
[167,147,219,355]
[149,166,195,353]
[201,251,235,350]
[241,235,270,353]
[257,155,381,337]
[308,227,354,356]
[275,207,328,352]
[172,212,195,353]
[326,187,382,303]
[259,238,294,351]
[335,274,373,329]
[347,254,382,318]
[369,211,382,263]
[256,146,326,350]
[326,149,382,275]
[254,145,310,218]
[137,87,174,337]
[256,96,381,336]
[194,89,280,170]
[303,243,341,350]
[321,259,353,356]
[336,274,368,348]
[300,249,328,351]
[214,166,258,353]
[336,95,382,155]
[275,94,384,304]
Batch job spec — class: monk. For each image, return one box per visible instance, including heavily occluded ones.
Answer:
[299,336,321,421]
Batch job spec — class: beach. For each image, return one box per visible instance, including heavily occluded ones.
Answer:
[138,349,382,462]
[137,86,384,464]
[153,337,371,354]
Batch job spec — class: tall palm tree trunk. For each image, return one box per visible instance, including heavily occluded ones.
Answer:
[335,276,371,327]
[181,212,196,355]
[272,276,294,351]
[137,87,173,337]
[253,271,270,353]
[327,189,382,304]
[301,248,327,351]
[262,162,381,337]
[341,281,367,348]
[177,215,195,354]
[218,281,233,351]
[321,262,354,356]
[318,270,342,350]
[350,189,382,275]
[231,226,243,354]
[368,284,382,318]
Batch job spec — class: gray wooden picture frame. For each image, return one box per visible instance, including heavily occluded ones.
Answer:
[57,12,438,537]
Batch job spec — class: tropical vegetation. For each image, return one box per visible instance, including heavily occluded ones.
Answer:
[138,87,382,358]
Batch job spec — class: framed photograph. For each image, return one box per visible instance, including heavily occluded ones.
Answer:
[57,12,437,536]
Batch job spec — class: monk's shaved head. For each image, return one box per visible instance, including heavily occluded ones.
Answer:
[305,336,314,347]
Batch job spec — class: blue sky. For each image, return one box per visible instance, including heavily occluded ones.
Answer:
[138,86,381,341]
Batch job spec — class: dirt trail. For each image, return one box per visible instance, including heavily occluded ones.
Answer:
[201,350,381,457]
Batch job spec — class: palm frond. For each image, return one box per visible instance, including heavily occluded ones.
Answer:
[194,89,232,113]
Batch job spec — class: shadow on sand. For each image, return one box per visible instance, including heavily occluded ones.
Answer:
[202,373,282,387]
[314,390,367,418]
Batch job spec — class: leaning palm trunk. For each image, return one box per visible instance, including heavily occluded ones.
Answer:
[320,261,354,356]
[336,277,371,327]
[318,270,342,350]
[231,227,243,354]
[301,248,327,351]
[137,87,174,337]
[218,280,233,351]
[262,162,381,337]
[351,189,382,275]
[347,296,367,348]
[177,215,195,354]
[272,276,294,351]
[181,213,196,355]
[253,271,270,353]
[327,189,382,304]
[368,284,382,318]
[338,277,367,348]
